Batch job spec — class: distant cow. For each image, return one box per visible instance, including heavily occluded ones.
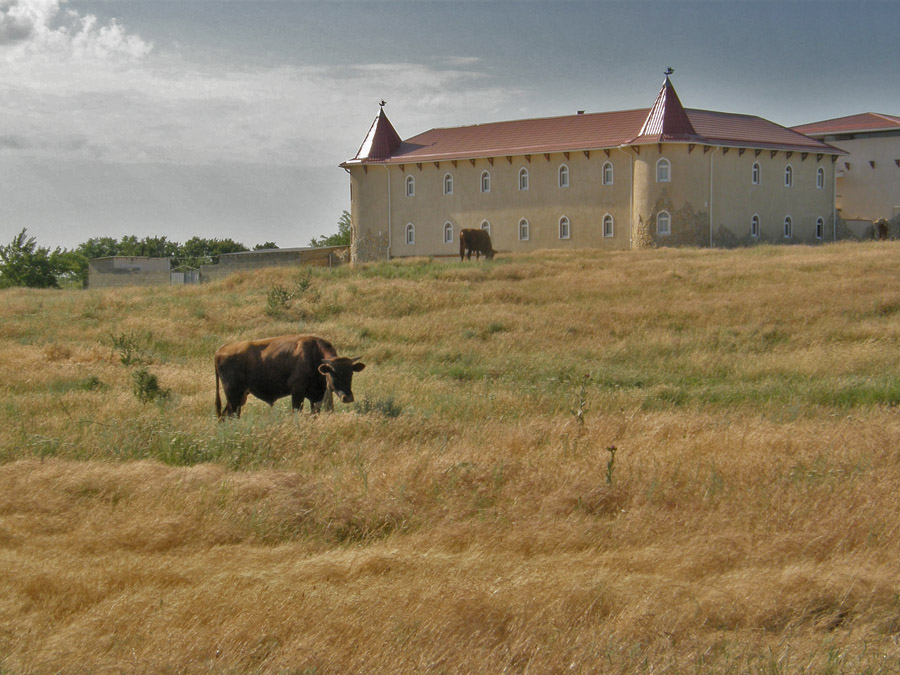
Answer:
[460,228,497,261]
[214,334,365,419]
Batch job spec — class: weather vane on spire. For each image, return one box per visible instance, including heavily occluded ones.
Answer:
[664,67,674,77]
[379,100,387,108]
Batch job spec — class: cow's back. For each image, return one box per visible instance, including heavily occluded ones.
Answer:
[216,334,336,404]
[461,228,493,254]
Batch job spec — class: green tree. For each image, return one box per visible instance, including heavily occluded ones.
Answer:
[0,229,62,288]
[309,211,351,247]
[50,249,89,288]
[254,241,279,250]
[171,237,249,270]
[77,237,121,260]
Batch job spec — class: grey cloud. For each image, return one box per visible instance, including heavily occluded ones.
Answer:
[0,134,31,149]
[0,1,36,44]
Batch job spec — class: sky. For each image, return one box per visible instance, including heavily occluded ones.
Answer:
[1,0,898,250]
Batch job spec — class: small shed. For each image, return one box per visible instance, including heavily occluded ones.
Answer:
[87,256,171,289]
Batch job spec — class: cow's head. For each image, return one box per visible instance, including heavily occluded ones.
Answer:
[486,248,496,260]
[318,357,366,403]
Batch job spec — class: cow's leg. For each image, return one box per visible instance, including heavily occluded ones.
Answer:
[321,385,334,413]
[291,392,305,413]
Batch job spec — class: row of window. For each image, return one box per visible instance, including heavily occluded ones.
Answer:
[405,160,826,196]
[405,162,615,197]
[404,212,829,245]
[403,215,617,245]
[773,164,827,189]
[749,214,827,239]
[650,212,827,239]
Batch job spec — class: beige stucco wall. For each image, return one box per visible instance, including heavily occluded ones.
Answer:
[824,134,900,222]
[631,144,836,247]
[350,152,633,262]
[350,144,839,261]
[349,166,391,262]
[712,147,836,244]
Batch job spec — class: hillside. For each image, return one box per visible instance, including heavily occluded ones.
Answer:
[2,244,900,672]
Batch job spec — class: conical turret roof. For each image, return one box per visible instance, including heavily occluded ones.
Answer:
[628,74,703,145]
[350,105,402,162]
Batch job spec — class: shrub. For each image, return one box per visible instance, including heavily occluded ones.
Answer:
[132,368,171,404]
[354,395,402,418]
[265,284,293,316]
[110,332,149,366]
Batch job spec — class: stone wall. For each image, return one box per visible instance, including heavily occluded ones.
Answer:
[199,246,348,282]
[87,257,171,289]
[88,247,348,288]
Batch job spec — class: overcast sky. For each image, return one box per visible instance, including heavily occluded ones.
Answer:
[1,0,898,250]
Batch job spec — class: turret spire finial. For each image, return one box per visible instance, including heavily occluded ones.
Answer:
[664,67,674,78]
[379,99,387,108]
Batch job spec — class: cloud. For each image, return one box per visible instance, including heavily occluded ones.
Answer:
[0,0,151,60]
[0,2,524,167]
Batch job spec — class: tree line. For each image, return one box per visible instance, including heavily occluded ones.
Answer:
[0,211,351,289]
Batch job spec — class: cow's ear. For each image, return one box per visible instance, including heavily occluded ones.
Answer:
[318,363,333,375]
[352,362,366,372]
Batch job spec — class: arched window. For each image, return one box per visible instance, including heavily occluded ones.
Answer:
[558,165,569,188]
[784,165,793,188]
[751,214,760,238]
[518,218,530,241]
[817,167,825,189]
[443,173,454,195]
[481,221,491,235]
[405,175,415,197]
[443,222,454,244]
[481,170,491,193]
[603,214,614,238]
[657,211,671,236]
[559,216,570,239]
[602,162,614,185]
[783,216,792,238]
[752,162,761,185]
[519,167,529,191]
[405,223,415,245]
[816,217,825,239]
[656,158,671,183]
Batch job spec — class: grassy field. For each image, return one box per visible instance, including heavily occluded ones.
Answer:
[1,243,900,672]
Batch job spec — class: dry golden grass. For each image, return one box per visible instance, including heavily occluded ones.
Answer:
[2,243,900,672]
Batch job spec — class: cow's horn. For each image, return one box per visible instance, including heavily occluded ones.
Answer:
[350,356,361,363]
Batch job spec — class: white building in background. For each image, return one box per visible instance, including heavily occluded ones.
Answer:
[793,113,900,227]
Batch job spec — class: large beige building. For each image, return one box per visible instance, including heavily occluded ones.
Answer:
[342,76,845,262]
[792,113,900,225]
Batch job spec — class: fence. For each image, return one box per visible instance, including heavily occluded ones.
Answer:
[87,246,348,289]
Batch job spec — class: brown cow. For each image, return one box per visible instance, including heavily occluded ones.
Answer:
[459,228,496,261]
[214,334,365,419]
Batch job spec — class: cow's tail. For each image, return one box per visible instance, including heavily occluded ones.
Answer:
[459,231,465,261]
[214,358,223,418]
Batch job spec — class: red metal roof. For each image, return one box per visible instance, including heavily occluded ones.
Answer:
[351,107,402,162]
[791,112,900,136]
[343,80,843,166]
[688,110,840,152]
[629,75,700,144]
